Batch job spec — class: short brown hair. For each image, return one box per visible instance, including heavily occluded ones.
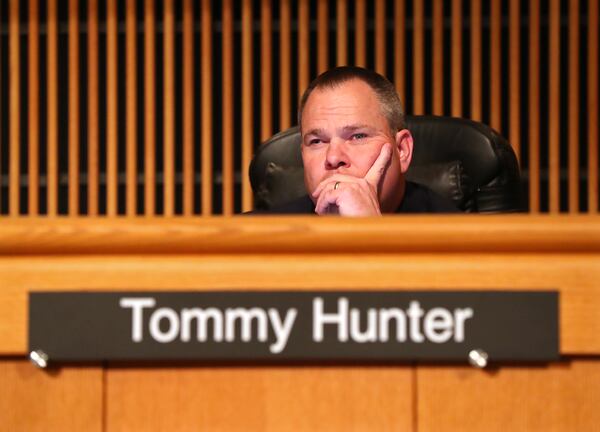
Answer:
[298,66,406,132]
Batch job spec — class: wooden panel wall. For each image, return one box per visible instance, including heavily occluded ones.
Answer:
[1,215,600,430]
[0,0,598,214]
[105,367,413,431]
[418,361,600,432]
[0,360,103,431]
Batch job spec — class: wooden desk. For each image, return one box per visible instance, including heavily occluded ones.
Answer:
[1,216,599,431]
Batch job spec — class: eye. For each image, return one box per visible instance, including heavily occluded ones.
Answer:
[308,138,322,145]
[351,133,368,140]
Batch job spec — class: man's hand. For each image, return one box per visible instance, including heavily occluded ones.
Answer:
[311,143,392,216]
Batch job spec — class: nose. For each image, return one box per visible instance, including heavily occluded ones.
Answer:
[324,138,349,170]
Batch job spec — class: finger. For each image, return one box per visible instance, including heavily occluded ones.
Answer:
[312,178,343,199]
[314,189,342,214]
[312,174,361,198]
[364,143,393,186]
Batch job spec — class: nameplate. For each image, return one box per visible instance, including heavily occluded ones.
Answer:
[29,291,559,364]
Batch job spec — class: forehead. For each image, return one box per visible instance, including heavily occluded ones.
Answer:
[301,80,387,131]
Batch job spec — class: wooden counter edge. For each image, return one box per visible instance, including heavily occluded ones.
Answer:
[1,215,600,255]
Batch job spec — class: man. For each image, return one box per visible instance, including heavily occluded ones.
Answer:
[257,66,457,215]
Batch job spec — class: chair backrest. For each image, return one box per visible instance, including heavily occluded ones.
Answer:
[249,115,523,212]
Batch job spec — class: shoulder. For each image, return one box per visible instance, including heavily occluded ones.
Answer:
[397,182,460,213]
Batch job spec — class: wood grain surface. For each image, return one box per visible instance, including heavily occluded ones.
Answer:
[106,366,413,431]
[0,360,103,431]
[417,360,600,431]
[1,252,599,355]
[1,218,599,431]
[1,216,600,255]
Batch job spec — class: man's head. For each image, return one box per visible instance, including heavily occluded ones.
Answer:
[298,66,413,214]
[298,66,407,132]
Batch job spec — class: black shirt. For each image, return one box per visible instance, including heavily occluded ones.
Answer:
[250,181,459,214]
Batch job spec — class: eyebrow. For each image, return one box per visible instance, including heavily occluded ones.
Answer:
[340,124,372,133]
[304,128,326,137]
[304,124,373,137]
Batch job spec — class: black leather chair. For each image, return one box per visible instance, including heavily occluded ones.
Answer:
[249,116,523,213]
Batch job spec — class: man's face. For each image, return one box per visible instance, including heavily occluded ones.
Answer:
[300,79,413,212]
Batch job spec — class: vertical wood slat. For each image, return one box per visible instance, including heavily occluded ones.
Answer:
[529,0,540,212]
[0,16,1,214]
[451,0,462,117]
[242,0,254,211]
[470,0,482,121]
[355,0,366,67]
[9,0,19,216]
[182,0,194,216]
[490,0,501,131]
[568,0,579,213]
[261,0,272,141]
[0,10,1,214]
[375,0,386,75]
[11,0,595,218]
[413,0,425,114]
[317,0,328,73]
[144,0,156,215]
[222,0,234,215]
[280,0,291,129]
[107,0,118,216]
[394,0,406,104]
[589,0,599,213]
[549,0,560,213]
[164,0,175,216]
[201,0,213,215]
[47,0,58,215]
[183,0,194,215]
[69,0,79,215]
[298,0,310,95]
[432,0,444,115]
[88,0,99,215]
[509,0,520,161]
[336,0,347,66]
[126,0,138,216]
[28,0,40,215]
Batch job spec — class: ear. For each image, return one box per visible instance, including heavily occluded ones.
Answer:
[394,129,414,174]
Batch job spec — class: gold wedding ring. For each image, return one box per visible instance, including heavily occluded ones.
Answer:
[334,181,341,190]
